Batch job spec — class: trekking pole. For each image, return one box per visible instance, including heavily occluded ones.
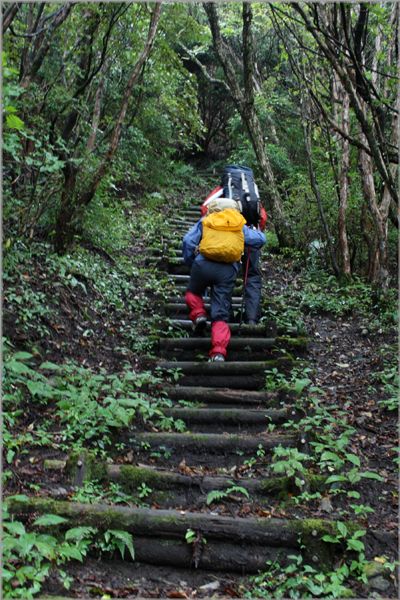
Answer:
[239,249,251,328]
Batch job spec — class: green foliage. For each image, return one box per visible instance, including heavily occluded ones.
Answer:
[206,483,250,506]
[3,499,91,599]
[3,338,176,459]
[372,345,398,412]
[271,447,312,489]
[3,496,136,598]
[264,366,312,394]
[246,553,364,599]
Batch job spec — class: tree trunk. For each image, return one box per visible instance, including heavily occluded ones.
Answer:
[302,113,339,276]
[358,137,390,291]
[337,87,351,277]
[2,2,20,33]
[19,4,73,88]
[86,62,107,152]
[203,2,293,247]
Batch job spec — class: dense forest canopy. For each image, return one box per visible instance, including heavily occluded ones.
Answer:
[3,1,399,289]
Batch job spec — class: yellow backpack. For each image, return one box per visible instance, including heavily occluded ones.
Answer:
[199,208,246,263]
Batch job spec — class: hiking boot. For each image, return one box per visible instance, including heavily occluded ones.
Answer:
[192,315,207,335]
[209,353,225,362]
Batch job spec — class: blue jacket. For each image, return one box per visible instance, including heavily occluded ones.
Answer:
[182,218,266,268]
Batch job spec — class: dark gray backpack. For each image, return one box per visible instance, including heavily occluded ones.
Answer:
[221,165,260,226]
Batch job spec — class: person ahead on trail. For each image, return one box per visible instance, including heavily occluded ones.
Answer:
[201,166,267,325]
[182,199,266,362]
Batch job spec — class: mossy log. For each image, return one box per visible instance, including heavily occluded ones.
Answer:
[168,274,190,282]
[160,337,277,350]
[168,218,197,226]
[7,496,338,550]
[177,373,265,390]
[157,359,292,375]
[45,461,326,499]
[162,406,289,425]
[132,537,295,572]
[165,297,244,306]
[146,256,186,265]
[165,385,284,405]
[166,319,296,337]
[129,431,296,453]
[112,467,326,498]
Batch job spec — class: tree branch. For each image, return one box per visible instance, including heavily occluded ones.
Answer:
[178,42,230,92]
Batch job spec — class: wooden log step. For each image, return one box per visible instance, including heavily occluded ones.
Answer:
[160,337,276,351]
[157,359,291,375]
[50,456,320,494]
[7,496,334,549]
[126,538,298,573]
[159,337,307,353]
[172,285,244,295]
[130,431,296,454]
[47,460,325,501]
[106,465,324,498]
[181,210,201,216]
[162,406,289,425]
[168,218,197,225]
[165,296,243,304]
[164,302,243,313]
[165,385,285,406]
[146,256,185,265]
[167,319,298,337]
[177,374,265,390]
[169,226,191,234]
[168,274,190,282]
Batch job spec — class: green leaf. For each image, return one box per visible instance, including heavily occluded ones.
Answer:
[39,361,61,370]
[206,489,227,505]
[320,451,342,463]
[347,539,365,552]
[347,490,360,499]
[33,514,69,527]
[352,529,366,539]
[12,351,34,360]
[337,521,348,538]
[6,360,35,375]
[26,380,52,397]
[226,485,250,499]
[322,534,340,543]
[325,474,347,484]
[59,544,85,561]
[3,520,26,536]
[107,529,135,560]
[6,494,30,503]
[6,113,24,130]
[346,453,361,467]
[65,526,97,541]
[360,471,384,481]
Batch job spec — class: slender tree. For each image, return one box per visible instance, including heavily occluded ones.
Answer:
[54,2,163,253]
[203,2,293,247]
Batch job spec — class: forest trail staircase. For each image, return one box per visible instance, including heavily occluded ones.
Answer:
[8,205,367,583]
